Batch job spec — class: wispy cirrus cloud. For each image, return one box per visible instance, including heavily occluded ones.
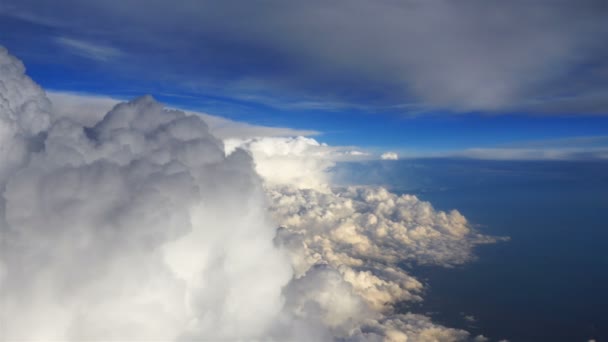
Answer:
[55,37,123,61]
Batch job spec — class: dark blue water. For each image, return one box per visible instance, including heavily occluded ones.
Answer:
[333,159,608,342]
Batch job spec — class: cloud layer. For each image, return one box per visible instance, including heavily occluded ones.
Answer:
[1,0,607,113]
[1,46,500,341]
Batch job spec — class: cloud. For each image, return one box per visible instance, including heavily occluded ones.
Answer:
[225,136,370,190]
[381,152,399,160]
[499,135,608,149]
[2,1,607,113]
[353,135,608,161]
[0,46,52,182]
[454,147,608,161]
[267,184,501,339]
[270,185,499,279]
[0,47,291,340]
[47,91,319,138]
[231,133,504,341]
[1,46,499,341]
[55,37,123,61]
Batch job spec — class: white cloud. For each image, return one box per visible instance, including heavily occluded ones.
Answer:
[270,186,499,310]
[381,152,399,160]
[351,314,471,342]
[232,134,503,342]
[225,136,370,191]
[1,47,292,340]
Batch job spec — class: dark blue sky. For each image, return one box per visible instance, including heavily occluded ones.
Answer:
[2,0,608,157]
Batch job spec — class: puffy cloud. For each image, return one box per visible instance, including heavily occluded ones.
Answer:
[273,264,472,342]
[225,136,369,191]
[1,47,498,341]
[349,314,470,342]
[381,152,399,160]
[232,136,501,341]
[0,47,292,340]
[270,186,498,315]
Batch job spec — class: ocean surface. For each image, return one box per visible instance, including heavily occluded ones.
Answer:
[333,159,608,342]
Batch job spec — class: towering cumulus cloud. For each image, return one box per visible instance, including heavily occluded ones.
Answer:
[1,47,498,341]
[224,136,369,191]
[0,47,291,340]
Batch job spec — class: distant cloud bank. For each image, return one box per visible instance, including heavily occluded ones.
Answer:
[46,92,608,162]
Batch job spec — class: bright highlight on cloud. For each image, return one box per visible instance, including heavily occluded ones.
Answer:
[0,46,499,341]
[225,136,369,191]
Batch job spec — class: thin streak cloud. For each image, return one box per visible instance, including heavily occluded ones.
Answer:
[55,37,123,61]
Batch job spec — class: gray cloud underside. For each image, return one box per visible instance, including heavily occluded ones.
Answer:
[2,0,607,113]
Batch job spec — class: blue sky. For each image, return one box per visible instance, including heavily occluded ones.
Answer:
[2,0,608,158]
